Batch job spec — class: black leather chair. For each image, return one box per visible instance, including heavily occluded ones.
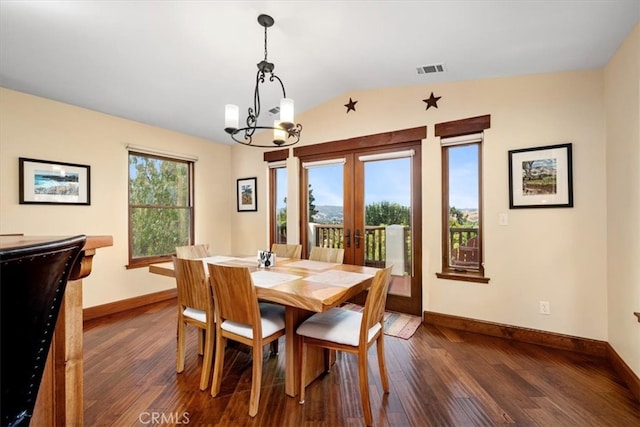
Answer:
[1,235,86,427]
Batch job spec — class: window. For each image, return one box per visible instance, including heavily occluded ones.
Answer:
[269,161,288,245]
[435,115,490,283]
[128,150,194,268]
[265,148,289,247]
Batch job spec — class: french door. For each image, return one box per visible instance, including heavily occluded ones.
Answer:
[296,129,423,315]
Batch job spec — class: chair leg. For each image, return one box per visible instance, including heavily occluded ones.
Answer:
[176,319,186,373]
[199,326,215,390]
[248,341,263,417]
[376,334,389,393]
[358,348,373,426]
[298,340,307,404]
[197,329,205,356]
[211,333,225,397]
[270,339,279,355]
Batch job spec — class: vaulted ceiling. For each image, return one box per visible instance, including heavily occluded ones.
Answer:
[1,1,638,145]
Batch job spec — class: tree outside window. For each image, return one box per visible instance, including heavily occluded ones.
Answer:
[128,152,193,267]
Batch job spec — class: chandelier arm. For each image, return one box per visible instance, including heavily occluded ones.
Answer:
[269,74,287,99]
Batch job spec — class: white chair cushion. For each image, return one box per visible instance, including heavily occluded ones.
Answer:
[183,307,206,323]
[221,303,285,339]
[296,308,381,347]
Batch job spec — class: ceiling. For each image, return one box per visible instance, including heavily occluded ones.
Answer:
[1,1,638,146]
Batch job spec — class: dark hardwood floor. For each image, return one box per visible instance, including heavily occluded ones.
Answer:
[83,300,640,426]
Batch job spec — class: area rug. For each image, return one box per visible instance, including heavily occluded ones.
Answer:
[341,303,422,340]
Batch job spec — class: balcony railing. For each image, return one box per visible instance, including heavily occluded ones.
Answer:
[449,227,479,269]
[311,224,411,274]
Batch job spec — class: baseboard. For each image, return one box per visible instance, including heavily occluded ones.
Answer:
[424,310,640,403]
[83,288,177,321]
[423,310,608,357]
[607,343,640,403]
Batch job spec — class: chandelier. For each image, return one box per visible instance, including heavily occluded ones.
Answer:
[224,14,302,147]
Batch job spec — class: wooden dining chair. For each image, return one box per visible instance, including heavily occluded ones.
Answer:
[271,243,302,259]
[308,246,344,263]
[296,266,393,426]
[175,244,211,259]
[207,264,286,417]
[172,256,216,391]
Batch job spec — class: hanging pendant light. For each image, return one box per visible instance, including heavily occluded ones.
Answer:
[224,14,302,147]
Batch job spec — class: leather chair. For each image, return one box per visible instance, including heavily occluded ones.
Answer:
[1,235,86,427]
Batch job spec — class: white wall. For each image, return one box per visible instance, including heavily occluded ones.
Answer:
[604,24,640,377]
[0,88,233,307]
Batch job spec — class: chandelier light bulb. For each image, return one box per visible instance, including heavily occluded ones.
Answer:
[273,120,286,146]
[279,98,294,129]
[224,104,239,133]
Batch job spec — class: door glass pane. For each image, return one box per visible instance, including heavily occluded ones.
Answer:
[274,167,287,244]
[448,144,480,270]
[364,157,411,296]
[306,164,344,254]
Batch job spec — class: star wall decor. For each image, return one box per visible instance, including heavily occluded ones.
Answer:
[423,92,441,110]
[344,97,358,113]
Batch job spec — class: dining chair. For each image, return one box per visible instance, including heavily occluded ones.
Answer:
[308,246,344,263]
[172,256,216,391]
[270,243,302,259]
[175,244,211,259]
[1,235,86,427]
[296,266,393,426]
[207,263,286,417]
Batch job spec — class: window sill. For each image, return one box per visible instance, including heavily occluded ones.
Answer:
[436,271,490,284]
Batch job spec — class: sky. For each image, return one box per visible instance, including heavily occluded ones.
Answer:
[276,147,478,211]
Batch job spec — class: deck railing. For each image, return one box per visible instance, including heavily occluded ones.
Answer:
[312,224,411,274]
[449,227,479,268]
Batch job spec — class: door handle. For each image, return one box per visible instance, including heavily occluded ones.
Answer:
[354,229,361,249]
[344,229,351,248]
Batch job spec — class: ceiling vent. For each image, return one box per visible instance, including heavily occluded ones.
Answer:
[268,106,280,115]
[416,63,445,75]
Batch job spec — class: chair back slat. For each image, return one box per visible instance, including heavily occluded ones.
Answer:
[271,243,302,259]
[361,266,393,343]
[173,257,210,312]
[308,246,344,263]
[208,264,260,330]
[176,244,210,259]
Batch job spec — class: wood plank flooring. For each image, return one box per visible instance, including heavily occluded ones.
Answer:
[83,299,640,426]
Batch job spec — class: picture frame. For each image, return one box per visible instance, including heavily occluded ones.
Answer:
[236,177,257,212]
[19,157,91,205]
[508,143,573,209]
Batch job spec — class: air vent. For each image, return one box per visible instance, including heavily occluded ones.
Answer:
[268,106,280,115]
[416,63,445,75]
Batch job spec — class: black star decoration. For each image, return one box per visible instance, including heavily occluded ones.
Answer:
[423,92,441,110]
[344,97,358,113]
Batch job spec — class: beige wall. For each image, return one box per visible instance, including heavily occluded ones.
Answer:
[232,69,610,342]
[1,25,637,379]
[0,88,232,307]
[604,24,640,377]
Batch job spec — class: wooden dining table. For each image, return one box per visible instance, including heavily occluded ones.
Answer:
[149,256,381,397]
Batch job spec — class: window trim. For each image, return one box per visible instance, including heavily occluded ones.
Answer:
[126,150,195,269]
[435,115,491,283]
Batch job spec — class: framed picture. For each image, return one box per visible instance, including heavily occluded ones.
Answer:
[508,143,573,209]
[237,177,257,212]
[19,157,91,205]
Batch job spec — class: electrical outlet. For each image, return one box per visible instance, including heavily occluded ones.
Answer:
[539,301,550,315]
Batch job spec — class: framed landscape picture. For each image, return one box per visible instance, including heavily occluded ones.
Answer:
[19,157,91,205]
[237,177,257,212]
[508,143,573,209]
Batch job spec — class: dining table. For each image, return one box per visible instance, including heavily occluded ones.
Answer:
[149,255,381,397]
